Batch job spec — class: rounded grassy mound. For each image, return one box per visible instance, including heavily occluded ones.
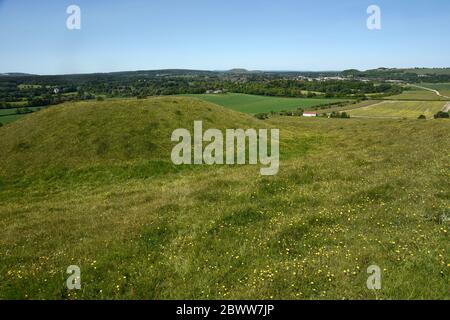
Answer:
[0,97,261,178]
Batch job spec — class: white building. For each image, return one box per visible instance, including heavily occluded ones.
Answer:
[303,112,317,117]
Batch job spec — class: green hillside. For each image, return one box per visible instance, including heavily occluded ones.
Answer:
[0,97,449,300]
[402,68,450,75]
[0,97,262,178]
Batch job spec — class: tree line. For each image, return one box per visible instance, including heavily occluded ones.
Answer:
[0,70,403,108]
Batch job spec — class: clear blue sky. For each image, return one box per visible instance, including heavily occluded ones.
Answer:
[1,0,449,74]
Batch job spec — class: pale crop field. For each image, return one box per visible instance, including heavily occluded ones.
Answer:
[347,101,445,119]
[387,90,448,101]
[184,93,345,114]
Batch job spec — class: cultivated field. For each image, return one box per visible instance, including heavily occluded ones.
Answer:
[387,83,450,101]
[347,101,446,119]
[0,97,448,300]
[419,83,450,97]
[0,107,45,124]
[311,100,381,114]
[184,93,344,114]
[387,90,447,101]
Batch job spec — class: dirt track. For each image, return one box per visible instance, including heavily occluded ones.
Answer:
[409,84,450,99]
[443,102,450,112]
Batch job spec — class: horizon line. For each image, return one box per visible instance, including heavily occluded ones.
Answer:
[2,66,450,77]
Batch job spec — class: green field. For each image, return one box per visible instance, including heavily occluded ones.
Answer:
[347,101,445,119]
[419,83,450,97]
[0,114,24,125]
[387,83,450,101]
[18,84,43,89]
[184,93,345,114]
[0,97,448,300]
[0,107,46,125]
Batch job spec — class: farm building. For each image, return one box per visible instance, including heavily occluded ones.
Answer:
[205,89,224,94]
[303,112,317,117]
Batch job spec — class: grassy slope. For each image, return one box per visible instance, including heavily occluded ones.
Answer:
[0,97,449,300]
[184,93,344,114]
[0,97,264,178]
[347,101,445,119]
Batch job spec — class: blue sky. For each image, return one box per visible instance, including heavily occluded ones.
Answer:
[0,0,449,74]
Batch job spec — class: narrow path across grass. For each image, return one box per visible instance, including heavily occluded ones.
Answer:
[409,84,450,99]
[443,102,450,112]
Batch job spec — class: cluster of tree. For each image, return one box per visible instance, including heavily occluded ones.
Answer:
[434,111,449,119]
[328,111,350,118]
[254,113,270,120]
[0,86,94,109]
[15,107,35,114]
[342,68,450,83]
[274,109,304,117]
[306,100,359,111]
[220,80,400,98]
[254,108,305,120]
[26,92,94,107]
[0,70,404,108]
[0,101,13,109]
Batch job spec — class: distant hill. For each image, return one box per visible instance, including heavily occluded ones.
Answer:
[3,67,450,79]
[359,67,450,75]
[341,67,450,82]
[399,68,450,75]
[227,68,250,74]
[0,72,36,76]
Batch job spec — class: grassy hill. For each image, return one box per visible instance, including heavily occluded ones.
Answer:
[0,97,263,179]
[0,97,449,300]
